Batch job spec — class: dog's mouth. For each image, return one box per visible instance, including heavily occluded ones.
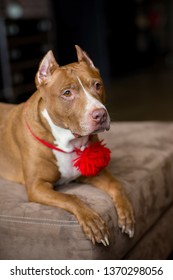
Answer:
[72,126,110,139]
[72,133,82,138]
[92,125,110,134]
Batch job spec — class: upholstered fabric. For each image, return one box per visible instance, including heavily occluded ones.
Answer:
[0,122,173,259]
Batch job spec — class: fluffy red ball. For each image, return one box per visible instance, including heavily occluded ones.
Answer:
[73,140,111,176]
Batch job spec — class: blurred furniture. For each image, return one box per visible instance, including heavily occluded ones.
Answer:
[0,0,54,102]
[0,121,173,260]
[4,17,53,102]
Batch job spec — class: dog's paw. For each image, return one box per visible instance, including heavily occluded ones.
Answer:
[116,197,135,238]
[77,207,110,246]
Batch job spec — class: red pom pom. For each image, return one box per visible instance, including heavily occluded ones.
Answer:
[73,140,111,176]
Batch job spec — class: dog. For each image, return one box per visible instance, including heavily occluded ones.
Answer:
[0,45,134,246]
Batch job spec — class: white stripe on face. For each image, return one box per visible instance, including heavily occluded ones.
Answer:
[77,77,105,110]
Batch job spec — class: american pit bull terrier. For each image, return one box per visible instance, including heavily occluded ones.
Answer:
[0,45,135,246]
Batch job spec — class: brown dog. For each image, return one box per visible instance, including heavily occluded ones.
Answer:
[0,45,134,246]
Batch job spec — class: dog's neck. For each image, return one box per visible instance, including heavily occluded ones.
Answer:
[41,108,89,153]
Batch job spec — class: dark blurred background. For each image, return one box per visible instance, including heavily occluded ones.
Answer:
[1,0,173,121]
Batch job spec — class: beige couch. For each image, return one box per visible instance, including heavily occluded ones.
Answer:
[0,122,173,259]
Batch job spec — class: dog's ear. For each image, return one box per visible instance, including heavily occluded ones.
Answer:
[75,45,95,68]
[35,50,59,87]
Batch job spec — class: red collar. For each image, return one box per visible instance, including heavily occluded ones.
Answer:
[25,118,76,154]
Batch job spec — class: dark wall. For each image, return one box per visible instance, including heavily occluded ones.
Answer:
[51,0,110,84]
[51,0,167,81]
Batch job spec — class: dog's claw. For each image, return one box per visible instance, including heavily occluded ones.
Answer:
[101,239,107,246]
[105,236,109,246]
[120,225,125,233]
[91,237,96,245]
[127,228,134,238]
[119,223,134,238]
[100,235,109,246]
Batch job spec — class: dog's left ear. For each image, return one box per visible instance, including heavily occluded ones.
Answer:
[75,45,95,68]
[35,50,59,88]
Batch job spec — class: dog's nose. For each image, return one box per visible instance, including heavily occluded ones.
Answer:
[92,108,107,124]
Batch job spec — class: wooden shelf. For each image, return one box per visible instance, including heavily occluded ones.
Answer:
[3,17,54,102]
[8,33,49,47]
[11,58,40,71]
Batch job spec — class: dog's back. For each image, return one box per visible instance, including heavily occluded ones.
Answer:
[0,102,25,183]
[0,102,15,120]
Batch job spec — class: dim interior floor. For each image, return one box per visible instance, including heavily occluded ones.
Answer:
[106,64,173,122]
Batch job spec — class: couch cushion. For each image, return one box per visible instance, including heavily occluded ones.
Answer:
[0,122,173,259]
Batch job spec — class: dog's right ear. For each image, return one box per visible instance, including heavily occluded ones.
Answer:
[35,50,59,88]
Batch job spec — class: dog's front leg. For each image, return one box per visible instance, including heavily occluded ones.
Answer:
[80,168,135,238]
[26,178,109,245]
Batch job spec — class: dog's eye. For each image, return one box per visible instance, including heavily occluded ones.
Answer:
[63,90,72,97]
[94,82,102,91]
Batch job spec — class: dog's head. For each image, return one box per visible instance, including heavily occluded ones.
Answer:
[35,45,110,137]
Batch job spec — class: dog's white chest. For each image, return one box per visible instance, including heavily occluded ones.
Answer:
[53,150,80,185]
[42,109,88,185]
